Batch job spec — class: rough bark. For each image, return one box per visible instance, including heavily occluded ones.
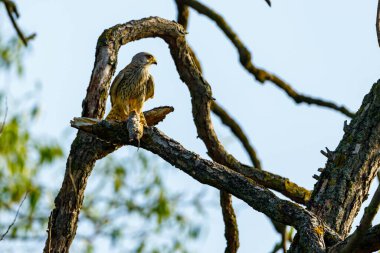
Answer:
[336,181,380,253]
[220,191,239,253]
[289,81,380,252]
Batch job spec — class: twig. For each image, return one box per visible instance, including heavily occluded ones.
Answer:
[0,192,28,241]
[182,0,354,118]
[1,0,36,46]
[338,182,380,253]
[0,96,8,136]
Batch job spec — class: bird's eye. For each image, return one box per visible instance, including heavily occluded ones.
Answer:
[146,55,153,60]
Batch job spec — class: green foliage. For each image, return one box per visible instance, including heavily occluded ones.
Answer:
[0,95,64,237]
[0,34,25,75]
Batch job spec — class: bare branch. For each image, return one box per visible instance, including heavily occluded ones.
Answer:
[1,0,36,46]
[182,0,354,118]
[0,192,28,241]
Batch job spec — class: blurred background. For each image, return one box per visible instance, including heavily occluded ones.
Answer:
[0,0,379,252]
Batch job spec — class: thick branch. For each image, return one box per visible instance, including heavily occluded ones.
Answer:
[325,224,380,253]
[288,81,380,252]
[330,182,380,253]
[71,119,338,252]
[182,0,354,118]
[308,81,380,236]
[353,224,380,253]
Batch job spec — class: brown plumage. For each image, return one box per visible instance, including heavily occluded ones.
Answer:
[106,52,157,123]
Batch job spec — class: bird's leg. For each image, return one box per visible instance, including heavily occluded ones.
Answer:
[140,112,147,126]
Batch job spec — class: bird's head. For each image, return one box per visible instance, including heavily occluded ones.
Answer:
[131,52,157,67]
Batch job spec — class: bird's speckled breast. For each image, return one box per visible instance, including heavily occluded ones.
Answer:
[119,65,150,101]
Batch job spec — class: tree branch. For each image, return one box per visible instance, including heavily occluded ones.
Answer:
[175,0,190,30]
[1,0,36,46]
[182,0,354,118]
[330,182,380,253]
[288,81,380,251]
[46,16,315,252]
[220,191,239,253]
[352,224,380,253]
[323,224,380,253]
[71,119,341,252]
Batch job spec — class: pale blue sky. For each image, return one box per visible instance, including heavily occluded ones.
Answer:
[2,0,380,252]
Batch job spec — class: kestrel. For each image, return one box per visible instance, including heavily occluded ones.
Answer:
[106,52,157,124]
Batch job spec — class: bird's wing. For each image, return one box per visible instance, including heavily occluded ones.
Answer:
[109,70,125,106]
[145,74,155,101]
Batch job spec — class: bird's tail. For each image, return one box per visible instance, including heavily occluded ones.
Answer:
[70,117,101,127]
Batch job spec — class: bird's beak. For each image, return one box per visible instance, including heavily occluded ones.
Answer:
[151,58,157,65]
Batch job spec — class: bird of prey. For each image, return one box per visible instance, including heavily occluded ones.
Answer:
[106,52,157,124]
